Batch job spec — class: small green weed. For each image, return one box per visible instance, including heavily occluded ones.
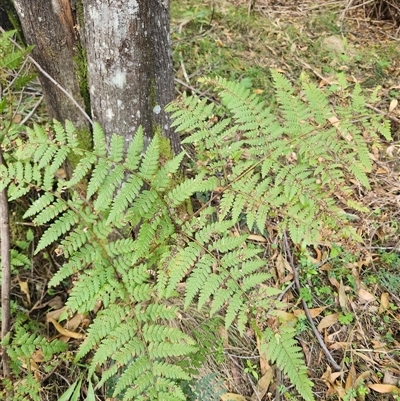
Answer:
[295,314,309,334]
[375,251,400,293]
[338,312,354,325]
[244,360,259,380]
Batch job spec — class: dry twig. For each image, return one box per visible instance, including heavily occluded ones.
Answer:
[283,233,342,372]
[0,148,11,379]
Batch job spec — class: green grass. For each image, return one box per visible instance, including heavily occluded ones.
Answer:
[171,0,274,97]
[172,0,400,101]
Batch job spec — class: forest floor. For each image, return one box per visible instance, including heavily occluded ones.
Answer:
[169,0,400,400]
[5,0,400,400]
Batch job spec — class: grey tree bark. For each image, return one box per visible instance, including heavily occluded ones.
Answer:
[13,0,180,152]
[12,0,89,132]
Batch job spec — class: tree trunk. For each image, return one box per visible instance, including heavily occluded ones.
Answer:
[12,0,89,132]
[13,0,180,153]
[149,0,179,154]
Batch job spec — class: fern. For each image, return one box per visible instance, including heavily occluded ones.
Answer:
[187,373,225,401]
[168,72,390,245]
[3,316,67,401]
[1,69,391,400]
[263,325,314,401]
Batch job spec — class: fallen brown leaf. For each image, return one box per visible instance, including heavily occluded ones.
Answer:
[31,350,44,363]
[389,98,398,112]
[380,293,390,312]
[338,279,348,311]
[256,336,270,376]
[248,234,267,242]
[275,253,293,282]
[321,365,346,399]
[48,317,85,340]
[18,278,31,306]
[46,307,66,323]
[294,306,325,318]
[345,364,356,391]
[383,369,398,386]
[358,288,375,304]
[220,393,247,401]
[317,313,339,331]
[368,383,400,394]
[273,310,297,322]
[251,368,274,401]
[354,371,371,388]
[66,313,87,331]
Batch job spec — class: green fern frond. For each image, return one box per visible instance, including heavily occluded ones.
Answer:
[61,228,89,258]
[194,220,234,245]
[218,192,235,221]
[107,174,144,226]
[38,143,59,169]
[47,247,89,287]
[7,181,30,201]
[300,73,332,124]
[134,222,156,257]
[197,273,225,311]
[125,126,145,170]
[93,164,125,211]
[109,133,125,163]
[65,119,80,148]
[165,242,202,297]
[167,94,215,135]
[89,320,140,375]
[66,264,122,312]
[263,325,314,401]
[167,174,211,206]
[76,304,131,361]
[134,303,179,323]
[139,134,160,180]
[208,234,248,252]
[66,152,97,188]
[31,198,68,225]
[125,189,160,225]
[86,158,110,199]
[184,254,213,309]
[347,161,370,188]
[52,119,67,144]
[224,292,244,328]
[92,121,107,157]
[3,65,391,400]
[49,146,70,174]
[35,209,79,253]
[151,151,185,191]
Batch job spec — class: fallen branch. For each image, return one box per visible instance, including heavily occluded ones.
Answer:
[283,233,342,372]
[0,147,11,379]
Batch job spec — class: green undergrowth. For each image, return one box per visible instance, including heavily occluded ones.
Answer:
[171,0,400,99]
[2,7,400,400]
[1,51,392,399]
[171,0,274,98]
